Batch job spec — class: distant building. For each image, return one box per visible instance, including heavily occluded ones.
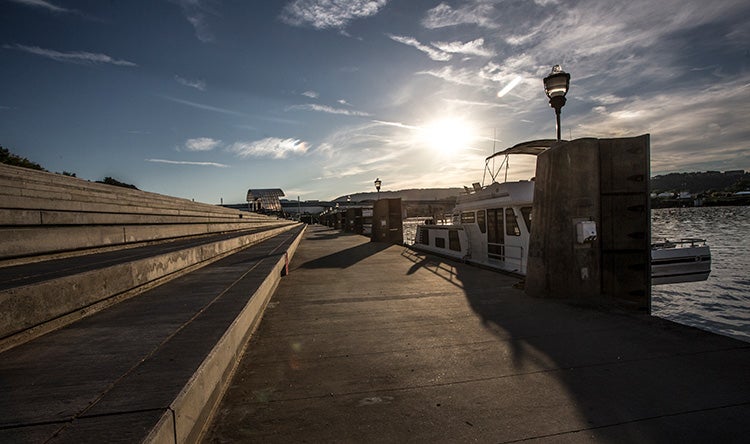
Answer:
[247,188,285,212]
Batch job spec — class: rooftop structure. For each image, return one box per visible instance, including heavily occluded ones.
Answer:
[247,188,285,212]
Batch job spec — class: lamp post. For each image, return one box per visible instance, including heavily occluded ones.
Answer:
[374,178,381,200]
[543,64,571,141]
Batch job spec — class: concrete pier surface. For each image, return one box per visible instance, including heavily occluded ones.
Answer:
[204,225,750,443]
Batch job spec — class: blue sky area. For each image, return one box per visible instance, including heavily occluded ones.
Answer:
[2,0,749,203]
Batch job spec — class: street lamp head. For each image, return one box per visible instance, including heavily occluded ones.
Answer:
[374,178,381,192]
[543,64,570,101]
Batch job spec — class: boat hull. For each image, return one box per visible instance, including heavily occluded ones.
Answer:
[651,244,711,285]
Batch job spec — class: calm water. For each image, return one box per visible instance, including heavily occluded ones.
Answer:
[652,206,750,342]
[404,207,750,342]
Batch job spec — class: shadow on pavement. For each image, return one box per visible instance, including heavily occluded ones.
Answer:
[400,244,750,442]
[300,241,390,269]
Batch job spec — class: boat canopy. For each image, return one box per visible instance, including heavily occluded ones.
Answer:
[484,139,558,162]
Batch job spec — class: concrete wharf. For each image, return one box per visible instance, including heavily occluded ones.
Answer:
[204,225,750,443]
[2,155,749,442]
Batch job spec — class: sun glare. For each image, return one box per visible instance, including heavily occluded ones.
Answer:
[420,118,476,156]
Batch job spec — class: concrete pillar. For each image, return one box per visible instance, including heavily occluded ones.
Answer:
[371,198,403,244]
[525,135,650,308]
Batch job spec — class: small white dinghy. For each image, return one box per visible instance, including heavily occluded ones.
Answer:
[651,238,711,285]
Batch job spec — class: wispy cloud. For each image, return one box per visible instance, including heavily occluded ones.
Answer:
[497,76,523,97]
[280,0,388,30]
[442,98,510,108]
[160,95,247,117]
[183,137,221,151]
[8,0,69,13]
[228,138,309,159]
[387,34,451,61]
[175,75,206,91]
[422,1,498,29]
[4,44,137,66]
[302,90,319,98]
[146,158,229,167]
[371,120,419,130]
[431,38,494,57]
[170,0,217,42]
[287,103,371,116]
[416,66,484,87]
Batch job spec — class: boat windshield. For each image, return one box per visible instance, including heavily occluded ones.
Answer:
[483,139,559,185]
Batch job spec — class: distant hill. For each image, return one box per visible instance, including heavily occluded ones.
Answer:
[334,171,749,202]
[651,170,748,194]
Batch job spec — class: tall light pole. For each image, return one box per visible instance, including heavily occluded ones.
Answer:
[543,64,571,141]
[374,178,381,200]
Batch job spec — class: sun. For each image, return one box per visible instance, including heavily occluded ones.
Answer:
[420,118,476,156]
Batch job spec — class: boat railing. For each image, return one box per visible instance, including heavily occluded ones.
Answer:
[652,238,708,249]
[487,242,524,265]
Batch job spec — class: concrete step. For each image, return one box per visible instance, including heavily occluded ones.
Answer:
[0,220,292,261]
[0,225,305,444]
[0,163,292,260]
[0,164,238,215]
[0,223,302,352]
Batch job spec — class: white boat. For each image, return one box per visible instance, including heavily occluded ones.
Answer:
[651,238,711,285]
[414,140,551,276]
[413,140,712,285]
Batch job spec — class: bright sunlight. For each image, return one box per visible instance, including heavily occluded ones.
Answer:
[419,118,477,156]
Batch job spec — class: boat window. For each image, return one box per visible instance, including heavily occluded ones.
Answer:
[505,208,520,236]
[476,209,486,234]
[521,207,532,233]
[448,230,461,251]
[435,237,446,248]
[460,211,475,224]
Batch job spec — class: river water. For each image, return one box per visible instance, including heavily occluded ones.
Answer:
[651,206,750,342]
[404,206,750,342]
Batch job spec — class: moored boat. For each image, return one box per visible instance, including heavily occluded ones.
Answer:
[413,139,712,285]
[413,140,551,275]
[651,238,711,285]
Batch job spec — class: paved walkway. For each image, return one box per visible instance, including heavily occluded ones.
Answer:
[204,225,750,443]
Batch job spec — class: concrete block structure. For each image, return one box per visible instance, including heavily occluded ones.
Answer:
[525,135,651,308]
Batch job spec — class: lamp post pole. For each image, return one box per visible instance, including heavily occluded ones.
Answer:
[374,178,381,200]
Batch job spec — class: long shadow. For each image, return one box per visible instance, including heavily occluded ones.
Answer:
[300,242,390,269]
[401,245,750,442]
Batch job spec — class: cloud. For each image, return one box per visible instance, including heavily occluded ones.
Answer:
[145,158,229,167]
[387,34,451,61]
[228,138,309,159]
[170,0,217,42]
[422,1,498,29]
[287,103,371,116]
[4,44,137,66]
[572,76,750,173]
[431,38,494,57]
[302,90,319,98]
[280,0,388,29]
[175,75,206,91]
[160,95,248,117]
[416,66,484,87]
[8,0,69,13]
[184,137,221,151]
[497,76,523,97]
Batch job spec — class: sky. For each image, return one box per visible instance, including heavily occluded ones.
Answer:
[2,0,749,203]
